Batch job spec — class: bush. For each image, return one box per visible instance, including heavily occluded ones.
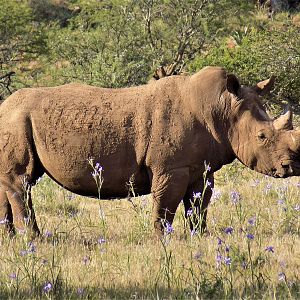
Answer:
[190,16,300,112]
[0,0,47,99]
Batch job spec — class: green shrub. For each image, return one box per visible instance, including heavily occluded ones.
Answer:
[191,18,300,111]
[0,0,47,99]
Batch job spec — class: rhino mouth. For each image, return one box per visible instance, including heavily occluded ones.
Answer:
[272,172,289,178]
[270,161,300,178]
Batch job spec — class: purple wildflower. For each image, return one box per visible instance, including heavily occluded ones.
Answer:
[165,222,174,234]
[224,226,233,234]
[265,183,272,192]
[194,252,202,260]
[186,208,193,216]
[248,217,256,226]
[95,163,103,171]
[24,217,30,226]
[43,282,52,293]
[204,161,211,172]
[66,194,75,201]
[224,257,231,266]
[230,191,240,204]
[278,199,285,205]
[206,180,212,188]
[217,237,223,245]
[294,204,300,211]
[44,230,53,238]
[246,233,254,240]
[241,261,247,269]
[278,272,286,281]
[27,242,36,254]
[193,192,201,199]
[140,195,148,208]
[70,209,78,218]
[250,179,260,187]
[225,245,230,252]
[77,288,84,295]
[211,189,222,202]
[216,253,223,266]
[265,246,274,253]
[9,273,17,279]
[92,163,103,177]
[97,237,106,244]
[191,229,197,236]
[279,185,288,194]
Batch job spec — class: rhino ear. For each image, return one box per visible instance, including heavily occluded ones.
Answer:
[254,75,276,96]
[273,106,293,130]
[226,74,241,96]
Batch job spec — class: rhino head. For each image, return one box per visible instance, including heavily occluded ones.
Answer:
[227,74,300,178]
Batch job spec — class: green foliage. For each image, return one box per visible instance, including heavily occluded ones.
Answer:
[29,0,75,26]
[43,0,222,87]
[191,15,300,110]
[0,0,47,99]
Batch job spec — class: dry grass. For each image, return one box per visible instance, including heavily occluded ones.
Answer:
[0,162,299,299]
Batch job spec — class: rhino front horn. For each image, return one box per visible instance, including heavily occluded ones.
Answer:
[273,106,293,131]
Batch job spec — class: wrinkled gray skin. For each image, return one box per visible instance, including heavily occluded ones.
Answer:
[0,66,299,237]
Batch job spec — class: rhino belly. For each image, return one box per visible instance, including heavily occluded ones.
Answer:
[32,131,150,198]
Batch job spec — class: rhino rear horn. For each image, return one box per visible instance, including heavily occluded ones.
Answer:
[226,74,241,96]
[254,75,276,96]
[273,106,293,130]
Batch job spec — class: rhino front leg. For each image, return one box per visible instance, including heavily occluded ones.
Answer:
[183,173,214,234]
[151,167,190,235]
[0,188,15,235]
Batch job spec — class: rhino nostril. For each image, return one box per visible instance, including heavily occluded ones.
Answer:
[281,163,290,170]
[281,162,293,175]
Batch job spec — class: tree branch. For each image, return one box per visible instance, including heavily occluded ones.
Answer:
[0,71,16,96]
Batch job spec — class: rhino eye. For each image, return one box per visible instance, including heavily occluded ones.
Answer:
[258,132,266,141]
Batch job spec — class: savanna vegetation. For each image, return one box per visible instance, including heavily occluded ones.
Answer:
[0,0,300,299]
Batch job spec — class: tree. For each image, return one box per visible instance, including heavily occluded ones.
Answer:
[43,0,253,85]
[0,0,46,99]
[191,24,300,111]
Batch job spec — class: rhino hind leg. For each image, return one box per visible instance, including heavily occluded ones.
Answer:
[150,167,190,235]
[183,174,214,234]
[0,117,44,237]
[0,188,15,235]
[0,176,41,237]
[6,184,40,236]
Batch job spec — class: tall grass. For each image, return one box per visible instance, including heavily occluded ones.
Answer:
[0,162,299,299]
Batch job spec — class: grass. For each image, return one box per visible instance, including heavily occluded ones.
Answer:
[0,161,299,299]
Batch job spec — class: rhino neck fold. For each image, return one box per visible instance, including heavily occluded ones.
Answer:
[187,68,237,167]
[204,117,237,170]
